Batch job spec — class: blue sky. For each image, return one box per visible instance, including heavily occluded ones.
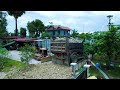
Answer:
[5,11,120,34]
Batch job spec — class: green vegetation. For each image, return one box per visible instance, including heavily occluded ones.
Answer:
[71,29,79,38]
[92,59,120,79]
[103,66,120,79]
[73,25,120,78]
[0,11,8,37]
[20,27,27,37]
[0,58,26,72]
[0,46,9,70]
[89,66,105,79]
[41,31,51,39]
[0,45,26,72]
[27,19,45,38]
[75,26,120,70]
[20,44,36,64]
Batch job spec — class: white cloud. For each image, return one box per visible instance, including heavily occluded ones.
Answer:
[6,11,120,34]
[91,11,120,16]
[34,11,57,17]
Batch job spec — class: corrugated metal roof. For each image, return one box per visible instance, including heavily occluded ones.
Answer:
[13,38,36,42]
[47,25,71,31]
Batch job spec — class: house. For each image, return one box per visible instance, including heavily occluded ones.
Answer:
[46,25,71,38]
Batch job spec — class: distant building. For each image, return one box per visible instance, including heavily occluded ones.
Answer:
[46,25,71,38]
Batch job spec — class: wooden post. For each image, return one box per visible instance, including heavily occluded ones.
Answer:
[66,37,70,66]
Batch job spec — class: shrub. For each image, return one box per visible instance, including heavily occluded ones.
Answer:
[19,44,36,64]
[0,45,9,70]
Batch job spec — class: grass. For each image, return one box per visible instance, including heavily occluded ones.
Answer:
[101,65,120,79]
[92,59,120,79]
[89,66,105,79]
[0,58,26,72]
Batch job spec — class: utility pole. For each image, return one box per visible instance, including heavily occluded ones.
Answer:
[83,24,84,33]
[107,15,113,31]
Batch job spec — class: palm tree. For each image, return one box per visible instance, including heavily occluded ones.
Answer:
[7,11,25,36]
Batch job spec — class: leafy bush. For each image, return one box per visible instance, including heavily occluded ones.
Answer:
[41,32,51,39]
[19,44,36,64]
[0,45,9,70]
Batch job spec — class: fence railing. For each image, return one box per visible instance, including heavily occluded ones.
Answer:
[73,68,87,79]
[91,61,109,79]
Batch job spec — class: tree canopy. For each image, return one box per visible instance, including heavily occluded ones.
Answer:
[7,11,25,36]
[74,26,120,70]
[27,19,45,38]
[71,29,79,38]
[20,27,27,37]
[0,11,8,37]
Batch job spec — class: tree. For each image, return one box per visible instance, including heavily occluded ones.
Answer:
[0,44,9,70]
[71,29,79,38]
[81,33,95,59]
[92,26,120,69]
[41,31,51,39]
[0,11,8,37]
[7,11,25,36]
[78,33,86,39]
[20,27,27,37]
[27,19,45,38]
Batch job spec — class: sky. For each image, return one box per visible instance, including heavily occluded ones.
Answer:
[5,11,120,34]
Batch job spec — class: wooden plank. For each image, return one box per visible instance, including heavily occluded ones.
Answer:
[41,56,52,63]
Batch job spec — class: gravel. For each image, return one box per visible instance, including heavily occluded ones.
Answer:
[0,72,6,79]
[4,61,73,79]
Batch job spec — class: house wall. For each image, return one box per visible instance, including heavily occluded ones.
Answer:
[47,30,69,37]
[60,30,65,36]
[37,39,51,51]
[47,30,70,37]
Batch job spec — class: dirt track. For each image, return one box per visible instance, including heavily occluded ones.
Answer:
[5,61,73,79]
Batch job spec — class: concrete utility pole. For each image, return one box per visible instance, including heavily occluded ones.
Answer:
[107,15,113,31]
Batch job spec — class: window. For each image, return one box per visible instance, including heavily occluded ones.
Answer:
[58,30,60,35]
[53,31,55,36]
[64,31,66,36]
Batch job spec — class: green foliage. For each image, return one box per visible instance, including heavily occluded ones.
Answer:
[27,19,45,38]
[78,33,86,39]
[7,11,25,36]
[41,31,51,39]
[0,45,9,70]
[8,32,16,36]
[79,33,93,39]
[80,26,120,69]
[71,29,79,38]
[91,27,120,69]
[20,27,27,37]
[0,11,8,37]
[19,44,36,64]
[7,11,25,19]
[0,58,26,72]
[84,42,94,55]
